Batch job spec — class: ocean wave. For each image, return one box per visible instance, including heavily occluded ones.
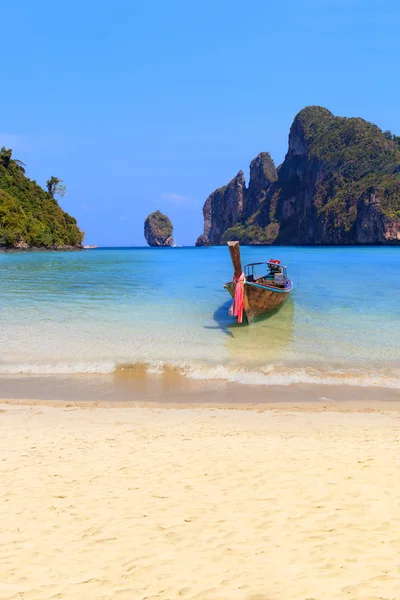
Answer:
[1,359,400,389]
[0,361,116,375]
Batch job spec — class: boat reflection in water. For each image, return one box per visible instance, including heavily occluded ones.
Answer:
[225,297,295,365]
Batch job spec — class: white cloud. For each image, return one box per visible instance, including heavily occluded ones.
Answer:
[161,193,198,209]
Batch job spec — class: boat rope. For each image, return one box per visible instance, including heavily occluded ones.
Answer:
[229,272,245,323]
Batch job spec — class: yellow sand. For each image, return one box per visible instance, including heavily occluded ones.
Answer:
[1,403,400,600]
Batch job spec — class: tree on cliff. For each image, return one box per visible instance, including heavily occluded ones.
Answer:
[0,147,12,169]
[0,147,25,172]
[46,176,66,198]
[383,130,400,148]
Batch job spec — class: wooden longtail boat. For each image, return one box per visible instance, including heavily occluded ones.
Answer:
[224,241,293,324]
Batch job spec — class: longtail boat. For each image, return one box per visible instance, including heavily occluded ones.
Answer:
[224,241,293,324]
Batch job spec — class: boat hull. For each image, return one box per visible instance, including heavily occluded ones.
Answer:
[225,281,292,323]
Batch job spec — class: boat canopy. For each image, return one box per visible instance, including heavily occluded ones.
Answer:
[244,261,288,278]
[244,261,288,269]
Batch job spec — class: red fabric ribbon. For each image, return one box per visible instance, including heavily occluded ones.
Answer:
[229,272,245,323]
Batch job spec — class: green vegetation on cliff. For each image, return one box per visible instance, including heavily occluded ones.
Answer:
[286,107,400,239]
[221,223,279,245]
[0,147,83,248]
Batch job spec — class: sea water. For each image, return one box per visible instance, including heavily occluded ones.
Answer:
[1,246,399,387]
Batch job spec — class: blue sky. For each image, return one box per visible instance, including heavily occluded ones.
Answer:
[1,0,400,246]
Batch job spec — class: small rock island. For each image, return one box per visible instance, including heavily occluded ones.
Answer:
[144,210,174,246]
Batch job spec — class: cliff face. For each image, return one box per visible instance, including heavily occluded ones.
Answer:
[244,152,277,221]
[196,107,400,245]
[196,171,246,246]
[355,186,400,243]
[144,210,174,246]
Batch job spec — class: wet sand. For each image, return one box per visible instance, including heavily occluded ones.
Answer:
[2,401,400,599]
[1,372,400,410]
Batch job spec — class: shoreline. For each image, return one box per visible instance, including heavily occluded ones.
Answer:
[1,372,399,412]
[3,399,400,413]
[0,245,83,253]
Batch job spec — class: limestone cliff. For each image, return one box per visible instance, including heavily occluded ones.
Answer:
[196,107,400,245]
[144,210,174,246]
[243,152,277,221]
[196,171,245,246]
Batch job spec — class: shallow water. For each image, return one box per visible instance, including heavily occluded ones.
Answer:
[1,246,399,387]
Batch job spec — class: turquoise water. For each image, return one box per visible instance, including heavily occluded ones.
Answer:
[1,246,399,387]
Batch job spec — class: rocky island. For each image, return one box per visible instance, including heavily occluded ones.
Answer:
[196,106,400,245]
[0,147,83,250]
[144,210,174,246]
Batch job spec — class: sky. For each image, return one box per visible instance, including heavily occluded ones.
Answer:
[1,0,400,246]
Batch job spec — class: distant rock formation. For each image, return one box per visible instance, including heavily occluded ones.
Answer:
[196,107,400,245]
[195,234,211,247]
[144,210,174,246]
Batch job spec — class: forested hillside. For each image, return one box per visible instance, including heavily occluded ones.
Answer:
[0,147,83,249]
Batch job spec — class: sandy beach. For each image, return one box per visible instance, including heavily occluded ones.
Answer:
[1,402,400,600]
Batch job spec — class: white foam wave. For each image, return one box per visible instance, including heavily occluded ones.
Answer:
[183,363,400,389]
[1,359,400,389]
[0,361,116,375]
